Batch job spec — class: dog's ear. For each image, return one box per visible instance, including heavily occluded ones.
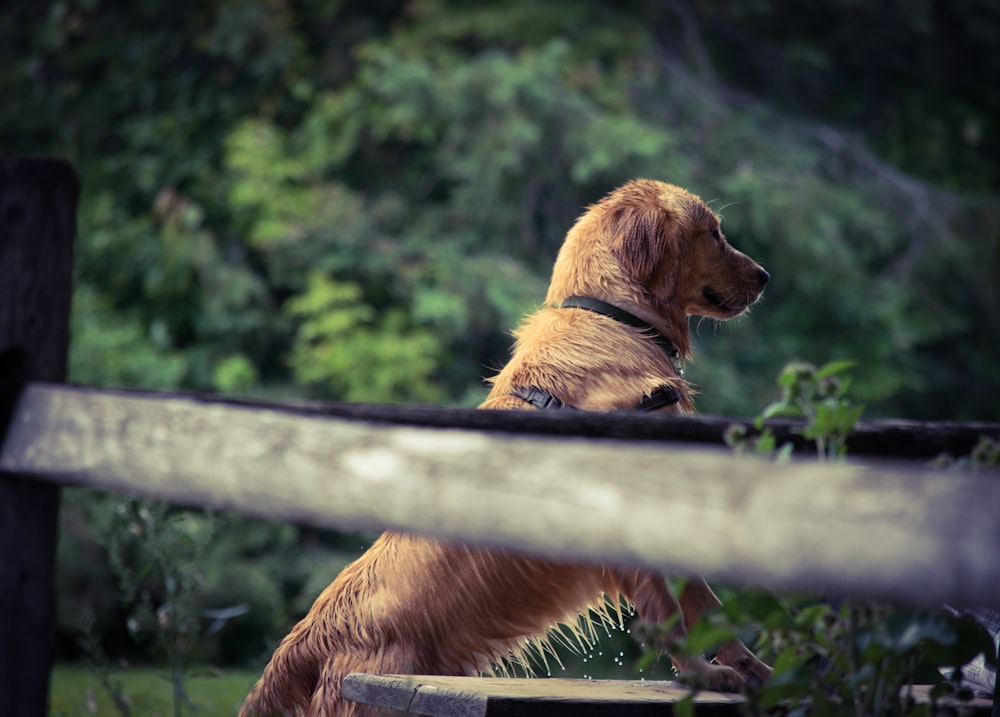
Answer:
[605,201,679,285]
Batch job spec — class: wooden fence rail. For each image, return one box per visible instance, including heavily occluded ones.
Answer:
[4,381,1000,612]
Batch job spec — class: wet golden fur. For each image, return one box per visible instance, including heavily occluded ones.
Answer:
[240,179,772,716]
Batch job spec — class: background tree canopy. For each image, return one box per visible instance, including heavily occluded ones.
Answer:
[3,0,998,675]
[3,0,998,419]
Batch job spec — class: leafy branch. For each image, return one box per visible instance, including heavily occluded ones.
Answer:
[727,360,865,462]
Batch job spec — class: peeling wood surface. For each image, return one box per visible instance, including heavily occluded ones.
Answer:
[299,401,1000,460]
[40,386,993,460]
[3,383,999,609]
[341,674,744,716]
[340,674,994,717]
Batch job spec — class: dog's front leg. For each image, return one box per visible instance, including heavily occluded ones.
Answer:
[677,576,773,686]
[611,568,744,691]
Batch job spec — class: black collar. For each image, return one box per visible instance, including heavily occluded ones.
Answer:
[560,296,682,375]
[507,296,685,412]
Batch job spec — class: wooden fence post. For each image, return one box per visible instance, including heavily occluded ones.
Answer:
[0,157,78,716]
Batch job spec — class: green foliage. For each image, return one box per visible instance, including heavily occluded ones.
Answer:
[50,664,255,717]
[764,360,865,461]
[6,0,997,416]
[682,362,996,715]
[57,486,369,679]
[693,0,1000,191]
[286,272,443,402]
[641,593,995,717]
[930,435,1000,475]
[100,500,216,716]
[726,360,865,462]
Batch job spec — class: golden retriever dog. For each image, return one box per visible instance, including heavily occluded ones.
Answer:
[240,178,772,716]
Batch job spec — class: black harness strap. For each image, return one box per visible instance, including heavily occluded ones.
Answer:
[636,384,682,410]
[509,385,574,411]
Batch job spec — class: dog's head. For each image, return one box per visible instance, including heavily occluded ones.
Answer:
[546,179,769,328]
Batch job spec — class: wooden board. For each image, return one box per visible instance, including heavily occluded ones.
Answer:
[50,386,995,460]
[3,384,1000,609]
[341,674,744,716]
[342,675,995,717]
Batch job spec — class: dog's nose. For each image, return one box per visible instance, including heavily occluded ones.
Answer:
[756,268,770,287]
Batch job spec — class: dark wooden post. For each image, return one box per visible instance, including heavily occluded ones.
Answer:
[0,157,78,716]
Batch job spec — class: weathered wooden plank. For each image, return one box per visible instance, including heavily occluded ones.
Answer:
[87,389,997,460]
[0,157,77,717]
[3,383,999,609]
[341,674,744,716]
[315,403,1000,460]
[341,675,994,717]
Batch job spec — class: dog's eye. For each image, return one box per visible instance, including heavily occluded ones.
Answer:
[709,228,722,241]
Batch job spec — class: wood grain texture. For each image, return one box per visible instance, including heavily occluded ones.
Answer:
[0,157,77,717]
[272,399,999,460]
[341,674,744,717]
[341,675,994,717]
[4,383,999,609]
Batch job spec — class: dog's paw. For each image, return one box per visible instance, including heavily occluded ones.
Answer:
[675,658,746,693]
[745,659,773,688]
[697,663,746,693]
[714,641,772,688]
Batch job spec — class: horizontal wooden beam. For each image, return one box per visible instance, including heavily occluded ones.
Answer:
[2,383,999,608]
[340,674,995,717]
[341,674,745,716]
[125,388,997,460]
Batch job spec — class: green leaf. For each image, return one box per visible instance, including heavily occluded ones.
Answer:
[755,430,777,455]
[682,622,738,655]
[673,693,695,717]
[815,360,857,379]
[758,401,803,421]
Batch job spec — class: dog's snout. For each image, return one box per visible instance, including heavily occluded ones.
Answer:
[756,267,770,287]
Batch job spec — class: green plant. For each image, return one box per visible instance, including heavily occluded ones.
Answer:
[668,361,998,715]
[75,616,134,717]
[726,360,865,462]
[102,500,215,717]
[639,592,995,717]
[931,435,1000,474]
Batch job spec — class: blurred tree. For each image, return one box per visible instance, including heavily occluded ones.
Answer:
[3,0,995,415]
[686,0,1000,190]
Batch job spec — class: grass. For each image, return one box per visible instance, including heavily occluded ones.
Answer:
[50,664,259,717]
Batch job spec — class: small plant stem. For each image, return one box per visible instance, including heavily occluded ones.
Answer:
[845,604,866,717]
[871,656,887,716]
